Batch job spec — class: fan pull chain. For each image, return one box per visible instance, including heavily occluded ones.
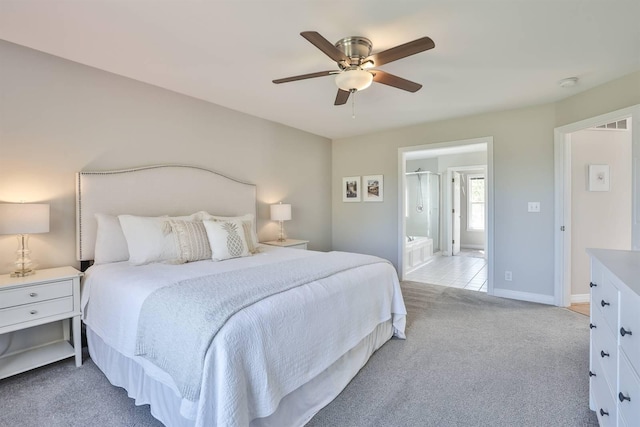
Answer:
[351,89,356,119]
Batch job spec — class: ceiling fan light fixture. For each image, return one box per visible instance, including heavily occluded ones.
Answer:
[335,69,373,92]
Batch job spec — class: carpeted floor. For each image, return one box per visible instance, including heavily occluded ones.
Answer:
[0,282,598,427]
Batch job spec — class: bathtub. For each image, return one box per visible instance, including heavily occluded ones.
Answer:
[404,236,434,273]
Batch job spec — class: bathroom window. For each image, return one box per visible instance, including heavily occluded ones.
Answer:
[467,174,485,231]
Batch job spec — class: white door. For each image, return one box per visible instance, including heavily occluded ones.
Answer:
[452,172,461,255]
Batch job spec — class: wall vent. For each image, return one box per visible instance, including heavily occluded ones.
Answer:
[591,118,629,130]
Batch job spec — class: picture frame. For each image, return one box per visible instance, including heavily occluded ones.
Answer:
[588,164,610,192]
[363,175,384,202]
[342,176,361,202]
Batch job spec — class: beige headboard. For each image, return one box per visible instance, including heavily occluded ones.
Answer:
[76,164,256,262]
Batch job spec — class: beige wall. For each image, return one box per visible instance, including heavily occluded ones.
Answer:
[571,127,632,297]
[0,41,332,274]
[333,70,640,300]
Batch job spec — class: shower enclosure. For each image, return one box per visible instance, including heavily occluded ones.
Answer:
[404,169,441,271]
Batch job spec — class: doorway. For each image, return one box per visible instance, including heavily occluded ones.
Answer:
[398,137,494,294]
[554,105,640,306]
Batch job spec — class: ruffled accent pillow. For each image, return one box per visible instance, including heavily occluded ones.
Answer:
[169,219,212,263]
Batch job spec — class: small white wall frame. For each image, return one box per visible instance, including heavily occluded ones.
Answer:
[588,164,610,191]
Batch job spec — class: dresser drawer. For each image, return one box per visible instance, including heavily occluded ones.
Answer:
[0,297,74,328]
[618,352,640,426]
[591,323,618,394]
[591,362,617,427]
[619,287,640,365]
[594,274,620,335]
[0,280,73,309]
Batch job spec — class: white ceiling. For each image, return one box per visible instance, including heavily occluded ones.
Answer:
[1,0,639,140]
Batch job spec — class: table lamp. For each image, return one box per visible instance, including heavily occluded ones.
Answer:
[0,203,50,277]
[270,202,291,242]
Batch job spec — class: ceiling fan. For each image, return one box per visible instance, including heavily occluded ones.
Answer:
[273,31,435,105]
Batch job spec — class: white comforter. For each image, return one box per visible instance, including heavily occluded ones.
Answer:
[81,246,406,426]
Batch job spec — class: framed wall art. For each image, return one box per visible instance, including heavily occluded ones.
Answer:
[363,175,383,202]
[342,176,361,202]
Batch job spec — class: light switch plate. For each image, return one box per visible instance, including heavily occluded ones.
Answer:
[528,202,540,212]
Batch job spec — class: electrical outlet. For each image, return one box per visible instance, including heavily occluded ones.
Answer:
[505,271,513,281]
[528,202,540,212]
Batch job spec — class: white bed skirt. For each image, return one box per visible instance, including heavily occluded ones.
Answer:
[87,319,393,427]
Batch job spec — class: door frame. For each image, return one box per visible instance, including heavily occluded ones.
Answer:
[445,165,488,257]
[398,136,494,297]
[553,104,640,307]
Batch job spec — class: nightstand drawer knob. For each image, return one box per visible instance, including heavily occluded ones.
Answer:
[590,323,596,329]
[620,327,632,337]
[590,282,597,288]
[589,371,596,377]
[29,292,37,297]
[601,300,610,307]
[29,310,37,315]
[600,409,609,417]
[601,350,610,358]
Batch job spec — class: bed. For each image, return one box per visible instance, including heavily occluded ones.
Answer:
[76,165,406,427]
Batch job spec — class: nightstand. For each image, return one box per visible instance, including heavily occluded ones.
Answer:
[261,239,309,250]
[0,266,83,379]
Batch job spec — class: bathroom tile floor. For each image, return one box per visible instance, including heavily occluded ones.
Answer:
[405,251,488,292]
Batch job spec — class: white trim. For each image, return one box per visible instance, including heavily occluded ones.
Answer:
[553,104,640,307]
[398,137,494,297]
[571,293,590,304]
[492,289,555,306]
[461,244,484,250]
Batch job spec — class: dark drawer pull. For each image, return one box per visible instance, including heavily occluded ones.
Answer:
[601,350,609,358]
[620,327,632,337]
[589,371,596,377]
[29,310,37,315]
[590,282,597,288]
[590,323,596,329]
[600,409,609,417]
[619,392,631,403]
[601,300,610,307]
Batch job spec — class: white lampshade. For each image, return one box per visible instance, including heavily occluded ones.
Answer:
[270,203,291,221]
[335,69,373,92]
[0,203,50,234]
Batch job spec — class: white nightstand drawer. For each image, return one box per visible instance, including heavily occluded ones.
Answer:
[595,275,619,335]
[592,368,617,426]
[0,297,74,328]
[592,323,618,394]
[0,280,73,309]
[619,286,640,365]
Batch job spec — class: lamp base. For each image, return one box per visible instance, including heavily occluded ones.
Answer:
[10,268,35,278]
[11,234,37,277]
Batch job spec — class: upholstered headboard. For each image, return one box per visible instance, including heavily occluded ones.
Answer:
[76,165,257,262]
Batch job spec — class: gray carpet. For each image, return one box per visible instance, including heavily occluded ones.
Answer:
[0,282,598,427]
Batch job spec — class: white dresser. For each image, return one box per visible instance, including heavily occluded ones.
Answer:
[587,249,640,426]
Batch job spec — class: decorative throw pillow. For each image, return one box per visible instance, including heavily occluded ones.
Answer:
[118,214,195,265]
[94,213,130,264]
[202,213,259,254]
[203,219,251,261]
[168,219,212,263]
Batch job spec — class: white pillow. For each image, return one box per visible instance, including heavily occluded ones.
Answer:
[202,213,259,254]
[168,219,212,263]
[203,219,250,261]
[94,213,130,264]
[118,214,196,265]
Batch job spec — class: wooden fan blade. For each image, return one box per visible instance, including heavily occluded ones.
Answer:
[372,70,422,92]
[367,37,435,67]
[334,89,351,105]
[301,31,349,63]
[273,70,336,84]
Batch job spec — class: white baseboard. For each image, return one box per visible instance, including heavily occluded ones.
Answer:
[461,244,484,250]
[492,288,555,306]
[571,293,590,304]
